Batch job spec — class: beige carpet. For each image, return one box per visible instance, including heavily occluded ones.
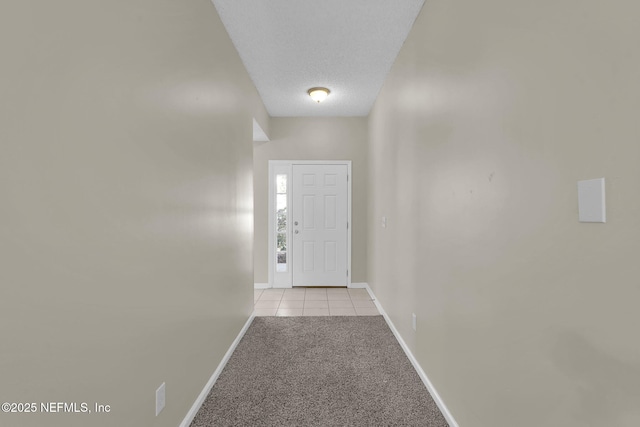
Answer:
[191,316,448,426]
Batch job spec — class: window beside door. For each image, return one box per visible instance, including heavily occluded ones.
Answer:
[276,174,288,272]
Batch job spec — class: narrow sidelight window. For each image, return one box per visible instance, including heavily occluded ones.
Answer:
[275,174,287,272]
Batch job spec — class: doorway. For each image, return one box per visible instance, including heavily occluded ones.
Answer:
[268,161,351,288]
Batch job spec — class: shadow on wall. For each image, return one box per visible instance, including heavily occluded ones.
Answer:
[552,332,640,425]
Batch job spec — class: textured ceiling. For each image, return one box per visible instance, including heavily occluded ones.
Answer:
[213,0,425,117]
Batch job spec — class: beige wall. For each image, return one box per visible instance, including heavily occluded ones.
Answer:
[368,1,640,426]
[253,118,368,284]
[0,1,265,426]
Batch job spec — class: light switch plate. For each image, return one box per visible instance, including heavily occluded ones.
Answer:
[578,178,606,223]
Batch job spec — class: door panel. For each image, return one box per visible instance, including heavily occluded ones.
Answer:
[324,195,337,229]
[303,241,315,272]
[324,241,337,271]
[303,195,315,229]
[292,164,348,287]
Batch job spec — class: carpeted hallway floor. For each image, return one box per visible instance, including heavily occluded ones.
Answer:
[191,316,448,426]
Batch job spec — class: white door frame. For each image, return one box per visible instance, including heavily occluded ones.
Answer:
[268,160,352,288]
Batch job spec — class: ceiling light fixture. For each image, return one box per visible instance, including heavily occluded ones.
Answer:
[307,87,330,103]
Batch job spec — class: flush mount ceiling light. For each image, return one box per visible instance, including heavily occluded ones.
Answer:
[307,87,330,103]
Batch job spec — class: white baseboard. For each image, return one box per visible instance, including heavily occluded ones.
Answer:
[347,282,368,289]
[180,314,255,427]
[254,283,270,289]
[363,284,459,427]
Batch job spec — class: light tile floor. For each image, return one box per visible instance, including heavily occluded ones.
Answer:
[254,287,380,317]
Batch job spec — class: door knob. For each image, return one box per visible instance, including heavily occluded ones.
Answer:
[294,230,299,234]
[294,221,299,226]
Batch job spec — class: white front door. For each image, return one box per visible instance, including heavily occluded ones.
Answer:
[292,164,348,287]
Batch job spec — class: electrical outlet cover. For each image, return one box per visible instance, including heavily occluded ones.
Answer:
[156,382,166,416]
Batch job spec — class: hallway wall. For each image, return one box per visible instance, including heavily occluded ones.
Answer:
[367,1,640,426]
[254,117,368,284]
[0,1,266,426]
